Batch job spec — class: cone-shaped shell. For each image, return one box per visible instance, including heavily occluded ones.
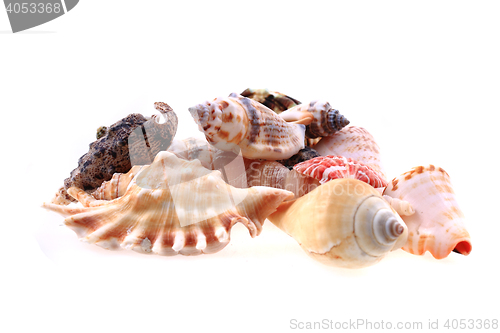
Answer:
[268,178,408,268]
[313,126,386,180]
[383,165,472,259]
[279,101,350,139]
[293,155,388,188]
[188,93,305,160]
[43,152,293,256]
[240,88,301,114]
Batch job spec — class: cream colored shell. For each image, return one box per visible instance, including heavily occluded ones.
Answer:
[268,178,408,268]
[42,151,293,256]
[188,93,305,160]
[383,165,472,259]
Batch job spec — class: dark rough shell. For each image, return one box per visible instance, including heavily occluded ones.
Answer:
[240,88,301,114]
[53,102,178,205]
[276,146,321,170]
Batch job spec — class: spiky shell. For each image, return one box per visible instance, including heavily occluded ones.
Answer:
[240,88,301,114]
[188,93,305,160]
[293,155,388,188]
[51,103,178,205]
[279,101,350,139]
[43,151,293,256]
[313,126,387,180]
[268,178,408,268]
[383,165,472,259]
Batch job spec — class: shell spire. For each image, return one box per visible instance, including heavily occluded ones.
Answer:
[279,101,350,139]
[268,178,408,268]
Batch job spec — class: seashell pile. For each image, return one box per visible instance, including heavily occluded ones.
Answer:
[42,89,472,269]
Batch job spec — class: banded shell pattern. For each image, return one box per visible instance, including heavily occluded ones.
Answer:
[43,152,293,256]
[188,93,305,160]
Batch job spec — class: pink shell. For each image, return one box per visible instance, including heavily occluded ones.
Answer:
[293,155,388,188]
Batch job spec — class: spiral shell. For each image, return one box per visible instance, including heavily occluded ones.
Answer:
[51,102,178,205]
[188,93,305,160]
[43,152,293,256]
[293,155,388,188]
[313,126,386,180]
[279,101,350,139]
[268,178,408,268]
[383,165,472,259]
[240,88,301,114]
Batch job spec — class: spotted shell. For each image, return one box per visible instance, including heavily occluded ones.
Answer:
[188,93,305,160]
[279,101,350,139]
[383,165,472,259]
[293,155,388,188]
[43,151,293,256]
[268,178,408,268]
[313,125,387,180]
[51,102,178,205]
[240,88,301,114]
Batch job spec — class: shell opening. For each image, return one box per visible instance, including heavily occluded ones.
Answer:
[453,240,472,256]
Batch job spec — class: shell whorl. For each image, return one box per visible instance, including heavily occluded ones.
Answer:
[189,94,305,160]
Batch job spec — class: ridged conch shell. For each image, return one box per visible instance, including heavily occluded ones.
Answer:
[268,178,408,268]
[383,165,472,259]
[279,101,350,139]
[313,126,387,180]
[42,151,293,256]
[188,93,305,160]
[293,155,388,188]
[240,88,301,114]
[51,102,178,205]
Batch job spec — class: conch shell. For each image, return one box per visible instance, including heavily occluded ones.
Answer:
[313,126,387,180]
[293,155,388,188]
[279,101,350,138]
[383,165,472,259]
[188,93,305,160]
[42,151,293,256]
[268,178,408,268]
[51,102,178,205]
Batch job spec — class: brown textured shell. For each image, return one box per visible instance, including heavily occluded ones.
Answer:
[51,103,178,205]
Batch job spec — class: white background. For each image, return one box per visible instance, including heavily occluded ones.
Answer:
[1,1,499,332]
